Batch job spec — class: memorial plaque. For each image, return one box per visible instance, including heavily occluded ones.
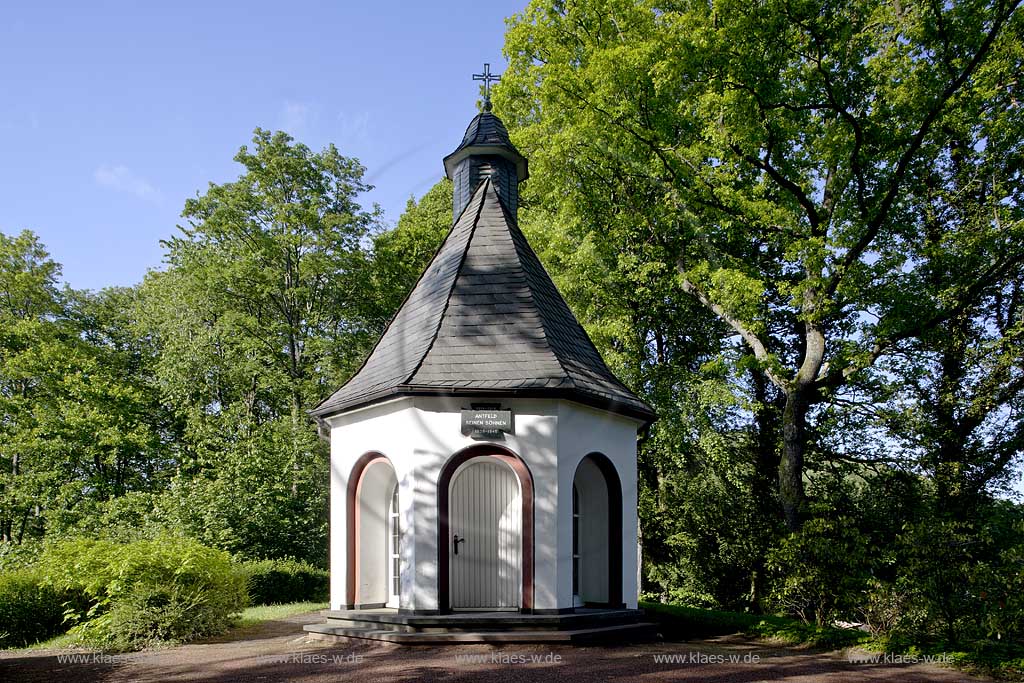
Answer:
[461,409,513,437]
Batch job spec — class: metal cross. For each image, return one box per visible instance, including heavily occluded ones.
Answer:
[473,63,502,109]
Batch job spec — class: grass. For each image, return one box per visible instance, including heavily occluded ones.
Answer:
[231,601,327,629]
[13,601,328,651]
[22,631,84,650]
[882,640,1024,682]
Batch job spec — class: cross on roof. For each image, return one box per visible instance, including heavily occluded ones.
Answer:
[473,63,501,110]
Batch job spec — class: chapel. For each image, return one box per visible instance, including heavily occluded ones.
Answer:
[305,71,657,642]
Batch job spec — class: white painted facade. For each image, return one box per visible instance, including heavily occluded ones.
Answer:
[325,395,641,613]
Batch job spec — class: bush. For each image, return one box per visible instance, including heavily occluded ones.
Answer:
[41,536,247,650]
[640,601,866,648]
[0,568,86,648]
[766,517,871,626]
[857,578,928,642]
[888,515,1024,647]
[0,540,46,572]
[640,601,764,639]
[237,559,328,605]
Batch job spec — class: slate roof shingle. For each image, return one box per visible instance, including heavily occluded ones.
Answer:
[443,112,529,182]
[310,178,656,423]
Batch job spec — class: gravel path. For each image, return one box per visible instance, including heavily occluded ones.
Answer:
[0,611,990,682]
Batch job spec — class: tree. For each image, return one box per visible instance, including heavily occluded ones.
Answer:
[139,129,381,563]
[0,232,171,542]
[365,179,453,330]
[498,0,1024,529]
[0,230,64,542]
[158,128,381,419]
[878,118,1024,518]
[513,193,785,605]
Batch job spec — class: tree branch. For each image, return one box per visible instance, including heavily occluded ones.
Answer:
[826,0,1021,298]
[729,143,823,235]
[679,275,789,388]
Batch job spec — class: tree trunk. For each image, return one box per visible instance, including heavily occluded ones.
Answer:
[750,367,782,507]
[291,397,302,497]
[780,388,809,531]
[15,507,30,544]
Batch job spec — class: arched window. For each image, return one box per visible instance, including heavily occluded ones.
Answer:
[387,482,400,607]
[572,483,581,604]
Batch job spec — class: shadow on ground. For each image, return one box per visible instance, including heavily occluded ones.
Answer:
[0,611,988,683]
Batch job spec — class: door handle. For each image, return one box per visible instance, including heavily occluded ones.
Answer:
[453,534,466,555]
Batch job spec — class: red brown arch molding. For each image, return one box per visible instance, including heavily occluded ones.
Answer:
[575,452,624,609]
[346,451,394,609]
[437,444,535,614]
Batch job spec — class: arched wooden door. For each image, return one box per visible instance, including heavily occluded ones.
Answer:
[449,458,522,610]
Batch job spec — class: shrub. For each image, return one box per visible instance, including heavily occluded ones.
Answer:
[891,516,1024,646]
[0,539,46,572]
[0,568,86,648]
[640,601,866,648]
[236,559,328,605]
[857,578,928,642]
[640,601,764,639]
[766,517,871,626]
[41,536,247,650]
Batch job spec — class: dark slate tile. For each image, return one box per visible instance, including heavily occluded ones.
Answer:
[311,175,655,421]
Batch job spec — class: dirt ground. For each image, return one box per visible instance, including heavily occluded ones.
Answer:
[0,611,991,682]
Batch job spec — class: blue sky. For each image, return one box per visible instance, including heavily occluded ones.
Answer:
[0,0,525,291]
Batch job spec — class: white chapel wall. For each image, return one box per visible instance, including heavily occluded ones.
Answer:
[327,395,641,612]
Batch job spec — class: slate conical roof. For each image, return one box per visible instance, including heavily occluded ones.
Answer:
[310,178,656,422]
[443,112,528,181]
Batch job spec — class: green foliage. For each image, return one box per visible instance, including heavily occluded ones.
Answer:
[643,599,1024,678]
[640,600,866,649]
[0,568,86,648]
[0,232,173,544]
[236,559,328,605]
[148,128,380,418]
[366,179,452,329]
[947,642,1024,682]
[0,539,44,571]
[645,441,782,611]
[975,528,1024,643]
[497,4,1024,672]
[156,419,327,565]
[132,129,385,565]
[766,517,872,626]
[47,491,171,544]
[857,578,929,642]
[889,509,1024,646]
[41,536,247,650]
[2,15,1023,677]
[499,0,1024,529]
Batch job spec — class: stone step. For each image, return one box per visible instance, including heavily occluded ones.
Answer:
[320,609,645,633]
[304,621,659,644]
[322,620,641,633]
